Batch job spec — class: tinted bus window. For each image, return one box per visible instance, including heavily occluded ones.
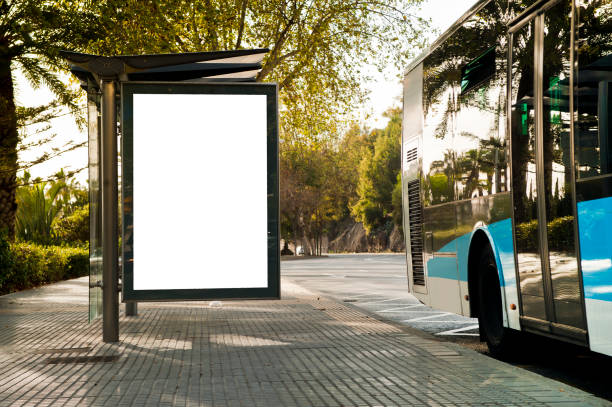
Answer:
[575,0,612,179]
[421,0,508,205]
[456,42,508,199]
[422,43,456,206]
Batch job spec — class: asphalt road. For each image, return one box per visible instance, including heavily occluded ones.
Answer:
[282,253,612,402]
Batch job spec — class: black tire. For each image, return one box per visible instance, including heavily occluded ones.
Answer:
[477,246,516,358]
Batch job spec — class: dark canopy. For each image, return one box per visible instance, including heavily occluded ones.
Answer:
[61,49,268,88]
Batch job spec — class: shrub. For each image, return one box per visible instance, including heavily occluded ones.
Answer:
[515,219,538,251]
[547,216,574,252]
[514,216,575,253]
[0,241,88,295]
[53,204,89,244]
[15,180,65,245]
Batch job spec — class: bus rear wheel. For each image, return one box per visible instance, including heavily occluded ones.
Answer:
[477,246,515,358]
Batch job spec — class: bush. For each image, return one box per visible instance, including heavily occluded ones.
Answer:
[53,204,89,244]
[547,216,574,252]
[0,239,88,295]
[15,180,65,245]
[515,219,538,251]
[514,216,575,253]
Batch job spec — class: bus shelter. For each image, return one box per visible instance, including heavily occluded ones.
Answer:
[63,50,280,343]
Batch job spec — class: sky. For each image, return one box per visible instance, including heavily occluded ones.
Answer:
[14,0,478,183]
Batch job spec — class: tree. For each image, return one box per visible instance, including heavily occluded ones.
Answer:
[351,108,402,233]
[88,1,427,249]
[0,0,99,238]
[88,0,425,141]
[15,174,66,245]
[3,0,427,249]
[279,137,337,256]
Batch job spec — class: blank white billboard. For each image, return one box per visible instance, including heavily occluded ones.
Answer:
[131,93,268,290]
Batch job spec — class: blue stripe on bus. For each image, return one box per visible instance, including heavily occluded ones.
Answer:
[426,256,459,280]
[577,196,612,302]
[488,218,516,289]
[426,234,458,280]
[456,232,470,282]
[426,218,515,286]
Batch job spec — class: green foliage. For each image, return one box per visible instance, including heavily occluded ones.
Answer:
[2,0,428,251]
[15,179,66,245]
[428,173,450,203]
[515,219,538,252]
[515,216,575,253]
[52,204,89,245]
[391,173,403,234]
[351,108,402,234]
[0,239,88,295]
[88,0,426,149]
[3,0,101,119]
[279,139,339,255]
[547,216,574,251]
[87,1,427,253]
[14,171,88,245]
[0,1,99,237]
[282,107,405,247]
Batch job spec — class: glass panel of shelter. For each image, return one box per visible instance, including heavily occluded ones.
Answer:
[87,84,103,322]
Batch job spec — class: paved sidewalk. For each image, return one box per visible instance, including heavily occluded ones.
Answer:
[0,278,608,407]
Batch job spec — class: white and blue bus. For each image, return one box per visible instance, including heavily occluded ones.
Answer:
[401,0,612,356]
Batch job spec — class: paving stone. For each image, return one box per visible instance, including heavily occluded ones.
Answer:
[0,277,609,406]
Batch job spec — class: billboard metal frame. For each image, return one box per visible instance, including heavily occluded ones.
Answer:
[121,82,280,302]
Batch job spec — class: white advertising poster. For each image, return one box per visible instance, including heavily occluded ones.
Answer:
[131,93,269,290]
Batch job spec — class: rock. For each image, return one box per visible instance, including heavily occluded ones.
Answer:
[329,222,368,253]
[328,221,405,253]
[389,224,406,252]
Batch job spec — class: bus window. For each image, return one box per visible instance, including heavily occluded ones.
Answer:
[575,0,612,179]
[543,0,583,329]
[456,43,508,200]
[422,44,456,207]
[511,18,547,320]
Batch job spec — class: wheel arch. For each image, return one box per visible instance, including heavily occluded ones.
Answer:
[467,227,507,320]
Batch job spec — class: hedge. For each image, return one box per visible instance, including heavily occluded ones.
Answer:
[52,205,89,244]
[0,240,88,295]
[515,216,574,252]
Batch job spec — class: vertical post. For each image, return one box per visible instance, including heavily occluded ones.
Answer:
[126,302,137,316]
[102,80,119,342]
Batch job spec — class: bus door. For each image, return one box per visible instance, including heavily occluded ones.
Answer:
[509,0,587,343]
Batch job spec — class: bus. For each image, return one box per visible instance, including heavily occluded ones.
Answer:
[401,0,612,357]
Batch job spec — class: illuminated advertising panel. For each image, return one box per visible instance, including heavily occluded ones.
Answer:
[121,82,279,301]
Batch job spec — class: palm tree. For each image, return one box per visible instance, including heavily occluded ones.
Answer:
[15,178,65,244]
[0,0,98,238]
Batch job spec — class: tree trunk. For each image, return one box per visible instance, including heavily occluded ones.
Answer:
[234,0,248,49]
[0,55,18,239]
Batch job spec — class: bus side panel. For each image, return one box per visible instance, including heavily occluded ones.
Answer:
[401,62,425,299]
[475,219,520,330]
[577,196,612,356]
[455,193,520,329]
[423,202,462,314]
[422,194,519,323]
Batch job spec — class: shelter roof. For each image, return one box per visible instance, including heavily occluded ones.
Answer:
[61,49,268,88]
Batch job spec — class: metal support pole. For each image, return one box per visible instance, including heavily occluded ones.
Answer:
[126,302,137,316]
[102,80,119,343]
